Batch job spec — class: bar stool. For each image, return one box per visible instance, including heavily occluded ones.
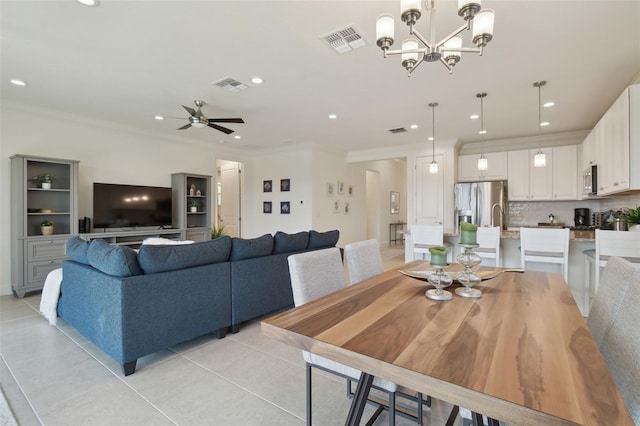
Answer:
[583,229,640,315]
[461,226,501,267]
[410,224,453,263]
[519,227,570,282]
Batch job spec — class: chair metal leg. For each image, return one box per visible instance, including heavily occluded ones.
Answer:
[472,412,484,426]
[388,391,396,426]
[346,372,374,426]
[446,405,459,426]
[417,392,423,426]
[306,363,312,425]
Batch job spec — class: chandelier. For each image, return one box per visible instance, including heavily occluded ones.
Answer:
[376,0,495,75]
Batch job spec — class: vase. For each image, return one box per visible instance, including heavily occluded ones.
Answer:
[42,182,51,190]
[41,226,54,236]
[190,206,197,213]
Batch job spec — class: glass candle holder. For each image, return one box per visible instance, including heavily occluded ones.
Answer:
[426,265,453,300]
[456,244,483,298]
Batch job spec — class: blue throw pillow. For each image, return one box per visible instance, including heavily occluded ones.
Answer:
[137,236,232,274]
[66,236,91,265]
[307,230,340,249]
[230,234,273,261]
[273,231,309,254]
[87,239,143,277]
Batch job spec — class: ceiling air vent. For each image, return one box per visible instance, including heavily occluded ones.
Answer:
[388,127,408,134]
[212,77,249,92]
[320,25,367,54]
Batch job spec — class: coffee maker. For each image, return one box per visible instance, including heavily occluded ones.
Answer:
[574,208,590,227]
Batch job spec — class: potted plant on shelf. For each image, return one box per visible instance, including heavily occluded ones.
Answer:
[188,200,201,213]
[32,173,55,189]
[623,206,640,231]
[40,220,55,236]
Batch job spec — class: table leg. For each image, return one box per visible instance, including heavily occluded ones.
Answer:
[345,372,374,426]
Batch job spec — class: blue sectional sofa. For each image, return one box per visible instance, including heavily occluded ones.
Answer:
[58,229,339,375]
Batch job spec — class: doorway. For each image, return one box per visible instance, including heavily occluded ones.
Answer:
[216,159,242,238]
[366,170,380,242]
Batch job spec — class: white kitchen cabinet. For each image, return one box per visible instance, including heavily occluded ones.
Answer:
[507,149,553,200]
[457,152,508,182]
[552,145,579,200]
[581,127,596,170]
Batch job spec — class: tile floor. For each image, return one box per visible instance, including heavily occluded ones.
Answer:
[0,245,464,425]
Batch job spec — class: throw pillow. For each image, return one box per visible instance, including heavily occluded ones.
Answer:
[307,229,340,249]
[66,236,91,265]
[137,236,232,274]
[230,234,273,261]
[273,231,309,254]
[87,239,143,277]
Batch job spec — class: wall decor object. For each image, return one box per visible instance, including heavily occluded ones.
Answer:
[263,201,272,214]
[344,201,350,215]
[280,201,291,214]
[333,200,341,214]
[280,179,290,192]
[189,184,196,196]
[263,180,272,192]
[348,184,354,196]
[337,180,344,195]
[327,182,334,197]
[391,191,400,214]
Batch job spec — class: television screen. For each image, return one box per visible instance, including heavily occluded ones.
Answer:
[93,183,172,229]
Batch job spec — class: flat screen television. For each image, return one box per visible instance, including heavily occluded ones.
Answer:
[93,183,172,229]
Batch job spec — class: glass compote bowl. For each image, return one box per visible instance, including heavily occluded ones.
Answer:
[456,244,483,298]
[426,265,453,300]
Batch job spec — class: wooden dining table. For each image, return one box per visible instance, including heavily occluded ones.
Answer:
[261,261,633,425]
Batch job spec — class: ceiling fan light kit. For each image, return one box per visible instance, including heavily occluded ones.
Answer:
[376,0,495,75]
[175,100,244,135]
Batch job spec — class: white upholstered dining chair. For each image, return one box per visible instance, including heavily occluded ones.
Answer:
[345,238,384,284]
[588,256,640,423]
[288,247,424,426]
[519,227,570,281]
[410,224,453,263]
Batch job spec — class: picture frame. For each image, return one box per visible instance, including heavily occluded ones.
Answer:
[280,201,291,214]
[263,201,272,214]
[337,180,344,195]
[326,182,334,197]
[263,180,272,192]
[348,184,353,196]
[280,179,290,192]
[390,191,400,214]
[344,201,350,215]
[333,200,341,214]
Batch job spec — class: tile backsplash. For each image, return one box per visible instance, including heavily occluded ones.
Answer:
[508,194,640,227]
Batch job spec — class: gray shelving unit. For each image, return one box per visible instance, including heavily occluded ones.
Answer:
[171,173,212,242]
[11,154,79,297]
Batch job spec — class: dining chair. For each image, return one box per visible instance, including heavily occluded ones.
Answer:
[519,227,570,282]
[288,247,425,426]
[591,256,640,423]
[583,229,640,315]
[410,224,453,263]
[461,226,501,267]
[345,238,384,284]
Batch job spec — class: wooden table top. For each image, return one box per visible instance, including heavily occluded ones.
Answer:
[261,261,633,425]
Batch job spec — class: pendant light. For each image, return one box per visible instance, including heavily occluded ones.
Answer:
[533,81,547,167]
[429,102,438,174]
[476,92,488,171]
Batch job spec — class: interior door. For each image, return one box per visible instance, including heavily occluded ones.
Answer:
[415,155,444,225]
[219,161,241,237]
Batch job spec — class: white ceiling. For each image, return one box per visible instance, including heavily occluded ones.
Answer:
[2,1,639,153]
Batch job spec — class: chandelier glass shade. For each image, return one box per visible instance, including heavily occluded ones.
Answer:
[376,0,495,75]
[429,102,439,174]
[533,81,547,168]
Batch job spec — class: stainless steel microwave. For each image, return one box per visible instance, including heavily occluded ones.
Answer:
[583,165,597,196]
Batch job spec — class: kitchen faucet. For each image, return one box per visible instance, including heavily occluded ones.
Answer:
[491,203,504,229]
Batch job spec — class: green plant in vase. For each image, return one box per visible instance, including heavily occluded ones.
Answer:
[32,173,55,189]
[188,200,201,212]
[623,205,640,231]
[211,225,226,239]
[40,220,55,236]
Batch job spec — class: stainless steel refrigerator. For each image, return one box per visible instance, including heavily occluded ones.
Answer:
[454,181,508,230]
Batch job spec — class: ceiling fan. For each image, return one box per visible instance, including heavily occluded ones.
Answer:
[175,100,244,134]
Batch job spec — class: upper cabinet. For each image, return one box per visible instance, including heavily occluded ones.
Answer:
[457,152,508,182]
[552,145,579,200]
[508,149,553,201]
[594,84,639,196]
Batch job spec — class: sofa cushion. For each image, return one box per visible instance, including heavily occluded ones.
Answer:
[66,236,91,265]
[308,230,340,249]
[87,239,143,277]
[273,231,309,254]
[137,236,232,274]
[230,234,273,261]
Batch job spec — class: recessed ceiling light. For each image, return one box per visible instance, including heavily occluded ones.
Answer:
[10,79,27,86]
[234,135,241,139]
[428,137,434,141]
[154,116,164,120]
[251,77,263,84]
[410,124,418,129]
[543,101,555,108]
[76,0,100,6]
[479,130,487,135]
[328,114,337,119]
[470,114,479,120]
[540,121,550,127]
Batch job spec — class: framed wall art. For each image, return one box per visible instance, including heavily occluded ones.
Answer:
[390,191,400,214]
[263,201,272,214]
[280,201,291,214]
[263,180,272,192]
[280,179,290,192]
[327,182,334,197]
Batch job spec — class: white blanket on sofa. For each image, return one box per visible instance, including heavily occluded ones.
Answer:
[40,268,63,326]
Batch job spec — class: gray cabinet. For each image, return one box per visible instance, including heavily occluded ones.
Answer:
[171,173,211,241]
[11,154,79,297]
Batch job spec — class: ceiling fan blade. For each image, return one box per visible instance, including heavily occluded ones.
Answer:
[207,118,245,124]
[207,122,234,134]
[177,123,192,130]
[182,105,196,116]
